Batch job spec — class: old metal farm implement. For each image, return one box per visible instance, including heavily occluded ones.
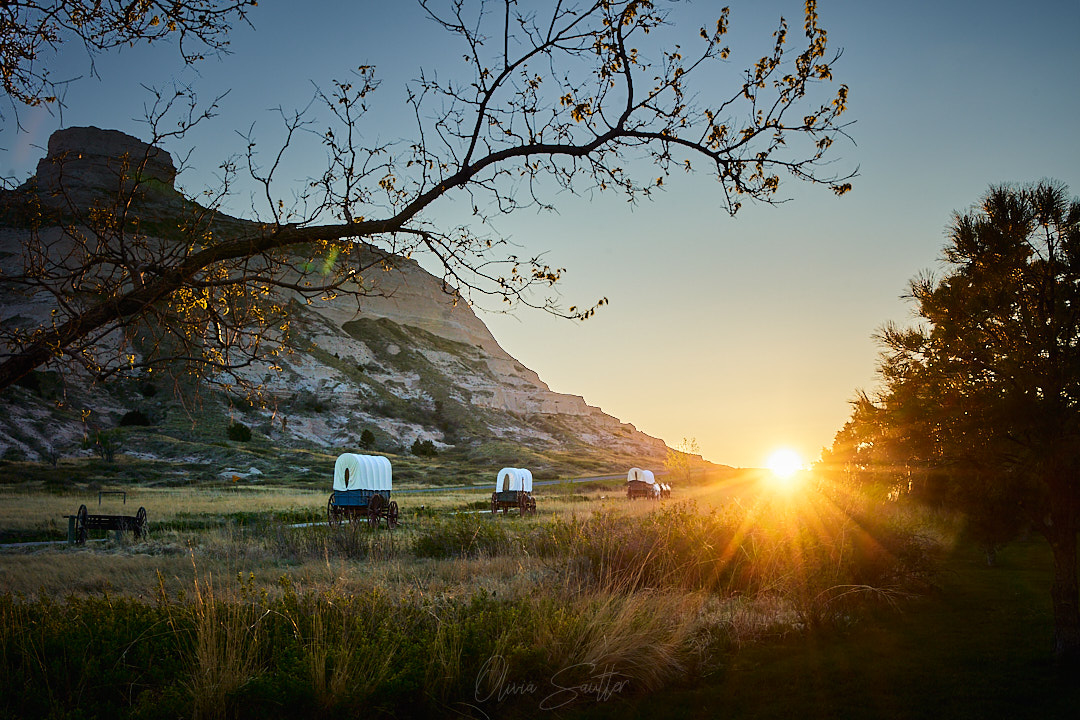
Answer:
[70,501,148,544]
[625,468,669,499]
[327,453,399,528]
[491,467,537,515]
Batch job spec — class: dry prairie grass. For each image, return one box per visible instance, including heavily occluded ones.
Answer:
[0,486,326,531]
[0,472,942,718]
[539,589,710,692]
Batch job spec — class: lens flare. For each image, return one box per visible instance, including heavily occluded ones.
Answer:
[765,448,804,485]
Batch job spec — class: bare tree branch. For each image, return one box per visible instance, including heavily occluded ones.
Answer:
[0,0,855,396]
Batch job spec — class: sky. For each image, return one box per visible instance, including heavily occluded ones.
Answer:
[2,0,1078,468]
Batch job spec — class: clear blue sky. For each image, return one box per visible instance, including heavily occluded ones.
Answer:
[2,1,1078,467]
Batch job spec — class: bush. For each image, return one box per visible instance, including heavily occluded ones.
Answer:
[360,428,376,450]
[414,515,517,559]
[411,438,438,457]
[1,446,26,462]
[81,429,122,462]
[292,391,330,413]
[227,422,252,442]
[119,410,152,426]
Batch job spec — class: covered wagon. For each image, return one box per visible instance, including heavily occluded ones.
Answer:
[327,453,399,528]
[626,467,661,500]
[491,467,537,516]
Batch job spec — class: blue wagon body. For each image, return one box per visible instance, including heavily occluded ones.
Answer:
[331,488,391,508]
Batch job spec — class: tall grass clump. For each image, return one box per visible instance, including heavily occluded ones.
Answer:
[181,569,266,719]
[413,514,521,559]
[275,582,401,712]
[536,589,709,694]
[529,492,937,626]
[266,519,399,562]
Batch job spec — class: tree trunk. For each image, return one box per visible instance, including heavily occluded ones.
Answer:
[1047,511,1080,660]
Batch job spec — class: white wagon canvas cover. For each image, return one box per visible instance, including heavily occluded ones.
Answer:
[496,467,533,493]
[334,453,392,492]
[627,468,656,485]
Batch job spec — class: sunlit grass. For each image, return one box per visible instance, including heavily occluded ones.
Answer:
[0,464,946,716]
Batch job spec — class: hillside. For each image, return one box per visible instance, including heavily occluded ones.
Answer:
[0,127,672,478]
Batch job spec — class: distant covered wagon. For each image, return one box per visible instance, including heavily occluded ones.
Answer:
[327,453,399,528]
[491,467,537,516]
[626,467,661,500]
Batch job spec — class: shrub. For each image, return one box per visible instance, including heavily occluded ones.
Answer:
[119,410,153,426]
[1,446,26,462]
[413,515,517,559]
[227,422,252,442]
[360,429,376,450]
[44,447,60,466]
[82,429,122,462]
[292,391,330,413]
[411,438,438,457]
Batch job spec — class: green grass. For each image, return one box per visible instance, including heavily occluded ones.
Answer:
[7,474,1071,719]
[565,535,1080,720]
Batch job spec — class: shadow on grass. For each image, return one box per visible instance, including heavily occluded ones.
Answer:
[564,535,1080,720]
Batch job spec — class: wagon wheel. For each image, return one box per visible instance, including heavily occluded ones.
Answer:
[387,501,400,529]
[368,494,385,527]
[627,486,633,500]
[75,504,88,545]
[327,494,342,527]
[518,493,528,516]
[134,506,147,540]
[527,495,537,515]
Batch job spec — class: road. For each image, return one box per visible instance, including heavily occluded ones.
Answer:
[395,472,627,494]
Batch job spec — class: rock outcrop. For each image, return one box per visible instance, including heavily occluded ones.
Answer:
[0,127,667,469]
[29,126,176,204]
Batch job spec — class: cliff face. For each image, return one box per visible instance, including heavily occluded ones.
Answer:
[0,127,666,469]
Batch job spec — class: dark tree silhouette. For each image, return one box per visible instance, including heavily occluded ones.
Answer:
[846,181,1080,657]
[0,0,257,116]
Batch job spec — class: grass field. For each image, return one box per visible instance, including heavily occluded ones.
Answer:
[1,458,1069,719]
[566,535,1080,720]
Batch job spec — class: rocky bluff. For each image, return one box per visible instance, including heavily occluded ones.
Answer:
[0,127,667,470]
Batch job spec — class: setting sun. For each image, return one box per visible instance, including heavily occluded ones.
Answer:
[766,447,804,480]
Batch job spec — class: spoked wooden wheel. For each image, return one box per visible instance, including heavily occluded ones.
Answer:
[387,501,399,529]
[327,495,342,527]
[367,494,385,527]
[75,504,88,545]
[134,506,147,539]
[518,493,528,516]
[491,492,498,516]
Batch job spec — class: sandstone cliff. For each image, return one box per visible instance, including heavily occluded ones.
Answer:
[0,127,667,472]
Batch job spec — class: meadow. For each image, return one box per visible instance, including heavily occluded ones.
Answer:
[1,460,954,718]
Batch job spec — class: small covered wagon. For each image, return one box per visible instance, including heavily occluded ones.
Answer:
[327,453,399,528]
[626,467,661,500]
[491,467,537,516]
